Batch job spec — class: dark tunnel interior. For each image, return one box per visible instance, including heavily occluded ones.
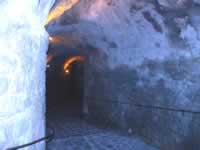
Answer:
[46,49,85,120]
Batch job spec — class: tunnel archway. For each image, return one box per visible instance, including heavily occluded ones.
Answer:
[46,53,86,117]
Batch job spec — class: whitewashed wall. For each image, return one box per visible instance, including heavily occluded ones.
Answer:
[0,0,54,149]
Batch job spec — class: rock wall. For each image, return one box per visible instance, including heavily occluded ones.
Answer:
[48,0,200,149]
[0,0,54,149]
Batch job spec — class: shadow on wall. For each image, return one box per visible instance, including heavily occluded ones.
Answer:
[84,53,200,150]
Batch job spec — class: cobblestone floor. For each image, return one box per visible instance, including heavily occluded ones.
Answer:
[46,103,159,150]
[47,131,159,150]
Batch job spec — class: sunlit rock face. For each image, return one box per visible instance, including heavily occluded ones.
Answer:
[47,0,200,149]
[0,0,54,149]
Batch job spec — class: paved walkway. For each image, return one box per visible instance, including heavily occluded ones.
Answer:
[47,130,158,150]
[46,104,159,150]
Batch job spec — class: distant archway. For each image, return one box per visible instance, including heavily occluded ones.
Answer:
[63,56,85,75]
[46,53,87,119]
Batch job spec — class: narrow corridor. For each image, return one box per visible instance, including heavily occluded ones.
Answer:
[45,50,159,150]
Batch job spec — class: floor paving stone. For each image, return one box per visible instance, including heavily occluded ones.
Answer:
[46,104,159,150]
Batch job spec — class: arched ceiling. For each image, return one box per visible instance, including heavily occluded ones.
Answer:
[45,0,80,25]
[46,0,200,68]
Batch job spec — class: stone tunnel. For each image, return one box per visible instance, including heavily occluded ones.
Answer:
[0,0,200,150]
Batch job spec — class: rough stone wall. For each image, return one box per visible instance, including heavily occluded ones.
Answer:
[0,0,54,149]
[47,0,200,149]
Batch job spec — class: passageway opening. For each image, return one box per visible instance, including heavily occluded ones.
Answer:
[46,50,86,120]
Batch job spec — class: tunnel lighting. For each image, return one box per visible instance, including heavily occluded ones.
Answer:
[46,64,51,68]
[63,56,85,75]
[45,0,81,25]
[65,69,70,74]
[46,54,54,64]
[48,36,66,45]
[49,37,53,41]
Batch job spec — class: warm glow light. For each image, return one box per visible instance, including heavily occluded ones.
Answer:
[63,56,85,75]
[45,0,81,25]
[46,64,51,68]
[49,36,53,41]
[65,69,70,74]
[46,54,54,64]
[48,36,65,44]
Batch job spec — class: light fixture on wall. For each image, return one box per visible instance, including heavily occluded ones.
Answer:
[65,69,70,74]
[49,36,53,41]
[46,64,51,68]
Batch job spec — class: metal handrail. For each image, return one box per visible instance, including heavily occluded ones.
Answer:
[6,127,54,150]
[86,96,200,114]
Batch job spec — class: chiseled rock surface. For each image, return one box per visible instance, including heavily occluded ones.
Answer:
[0,0,54,149]
[47,0,200,149]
